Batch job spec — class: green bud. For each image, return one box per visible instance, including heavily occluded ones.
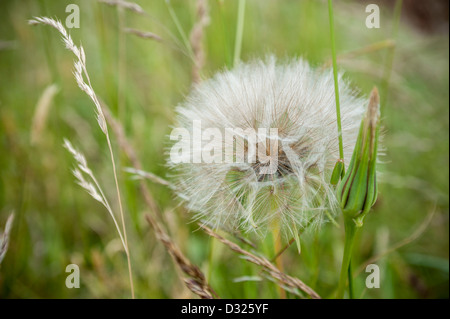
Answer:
[330,159,344,186]
[336,87,380,227]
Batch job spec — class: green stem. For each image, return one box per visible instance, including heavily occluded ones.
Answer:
[272,221,286,299]
[117,6,126,124]
[327,0,345,163]
[233,0,246,67]
[207,236,215,284]
[348,259,354,299]
[336,216,357,299]
[166,0,195,61]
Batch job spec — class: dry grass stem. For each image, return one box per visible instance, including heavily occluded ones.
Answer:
[0,213,14,266]
[98,0,145,15]
[201,225,321,299]
[29,18,107,134]
[29,17,134,298]
[321,39,396,69]
[145,215,217,299]
[30,84,59,145]
[124,167,170,186]
[123,28,162,42]
[190,0,209,84]
[100,97,216,299]
[63,139,128,253]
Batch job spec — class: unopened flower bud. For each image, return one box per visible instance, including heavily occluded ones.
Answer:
[336,87,380,227]
[330,158,344,186]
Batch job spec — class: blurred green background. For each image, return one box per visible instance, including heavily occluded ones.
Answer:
[0,0,448,298]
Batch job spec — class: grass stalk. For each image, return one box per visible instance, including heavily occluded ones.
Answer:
[207,236,216,284]
[87,160,127,252]
[272,223,286,299]
[327,0,345,162]
[100,103,216,299]
[165,0,195,61]
[233,0,246,67]
[81,57,135,298]
[106,136,134,299]
[117,6,127,123]
[202,225,321,299]
[29,17,135,298]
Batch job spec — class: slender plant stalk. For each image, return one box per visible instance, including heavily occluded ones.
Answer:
[348,260,354,299]
[83,54,135,297]
[87,161,128,252]
[34,17,135,298]
[272,221,286,299]
[336,216,357,299]
[117,6,127,123]
[328,0,356,299]
[202,225,321,299]
[100,102,216,299]
[115,10,133,297]
[83,61,135,299]
[327,0,345,162]
[273,229,283,274]
[166,0,195,61]
[107,137,134,299]
[233,0,246,67]
[336,1,402,299]
[217,2,232,68]
[207,236,216,284]
[321,39,395,69]
[189,0,209,84]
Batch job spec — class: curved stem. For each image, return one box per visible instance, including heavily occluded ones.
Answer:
[327,0,345,163]
[348,259,354,299]
[233,0,246,67]
[207,236,215,284]
[107,135,134,299]
[336,216,357,299]
[272,222,286,299]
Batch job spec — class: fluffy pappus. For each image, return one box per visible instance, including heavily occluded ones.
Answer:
[169,56,366,240]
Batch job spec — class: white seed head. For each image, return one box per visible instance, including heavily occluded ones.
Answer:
[170,57,366,238]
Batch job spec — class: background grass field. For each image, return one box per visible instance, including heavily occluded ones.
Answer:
[0,0,448,298]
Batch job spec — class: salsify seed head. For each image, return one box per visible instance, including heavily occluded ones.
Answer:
[169,56,367,238]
